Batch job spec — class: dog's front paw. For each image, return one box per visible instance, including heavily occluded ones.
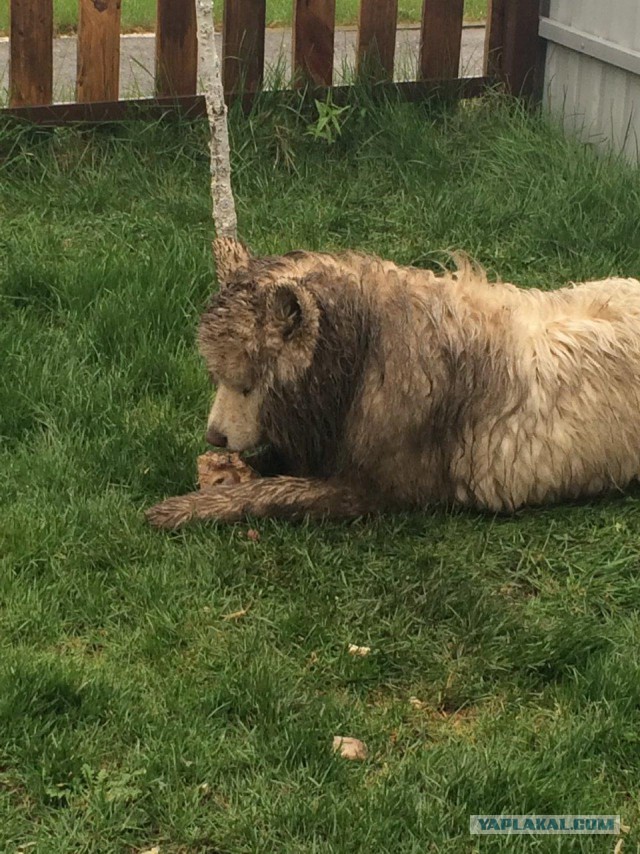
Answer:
[145,494,199,530]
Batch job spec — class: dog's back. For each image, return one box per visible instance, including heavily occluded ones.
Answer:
[345,264,640,511]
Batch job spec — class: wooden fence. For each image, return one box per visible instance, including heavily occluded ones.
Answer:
[5,0,543,124]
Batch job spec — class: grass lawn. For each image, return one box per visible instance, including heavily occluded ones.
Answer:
[2,94,640,853]
[0,0,488,35]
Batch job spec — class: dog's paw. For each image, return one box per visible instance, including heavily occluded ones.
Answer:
[145,494,199,530]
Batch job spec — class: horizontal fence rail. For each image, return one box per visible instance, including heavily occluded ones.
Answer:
[2,79,491,125]
[5,0,542,123]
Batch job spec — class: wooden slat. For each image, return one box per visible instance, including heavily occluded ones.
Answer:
[2,78,493,125]
[292,0,336,87]
[76,0,122,103]
[9,0,53,107]
[155,0,198,98]
[155,0,197,97]
[356,0,398,81]
[222,0,267,97]
[484,0,541,96]
[419,0,465,80]
[484,0,506,78]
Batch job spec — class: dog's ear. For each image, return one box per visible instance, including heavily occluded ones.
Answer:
[267,281,319,345]
[212,237,251,287]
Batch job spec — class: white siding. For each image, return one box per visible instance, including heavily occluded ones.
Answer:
[542,0,640,163]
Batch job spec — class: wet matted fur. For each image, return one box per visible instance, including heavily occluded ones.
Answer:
[146,238,640,529]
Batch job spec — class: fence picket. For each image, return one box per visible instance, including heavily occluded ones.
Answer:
[9,0,53,106]
[484,0,541,96]
[222,0,267,96]
[356,0,398,80]
[156,0,197,96]
[292,0,336,86]
[419,0,464,80]
[76,0,122,103]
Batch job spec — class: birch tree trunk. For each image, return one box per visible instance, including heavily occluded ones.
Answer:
[195,0,237,239]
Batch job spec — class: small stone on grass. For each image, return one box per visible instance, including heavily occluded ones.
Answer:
[347,643,371,657]
[332,736,368,761]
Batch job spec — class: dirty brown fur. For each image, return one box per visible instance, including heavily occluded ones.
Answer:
[260,272,379,477]
[145,238,640,529]
[146,477,376,527]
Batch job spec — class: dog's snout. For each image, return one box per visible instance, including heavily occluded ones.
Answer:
[206,426,228,448]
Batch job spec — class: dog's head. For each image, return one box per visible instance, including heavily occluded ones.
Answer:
[198,238,320,451]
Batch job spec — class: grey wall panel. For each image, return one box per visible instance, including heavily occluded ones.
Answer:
[542,0,640,164]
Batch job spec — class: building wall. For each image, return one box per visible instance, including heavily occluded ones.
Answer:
[541,0,640,163]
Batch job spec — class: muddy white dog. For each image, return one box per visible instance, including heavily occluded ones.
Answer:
[146,239,640,528]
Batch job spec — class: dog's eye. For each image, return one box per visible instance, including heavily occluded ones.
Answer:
[242,388,251,397]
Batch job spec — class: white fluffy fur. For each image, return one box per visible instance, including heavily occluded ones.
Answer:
[348,259,640,511]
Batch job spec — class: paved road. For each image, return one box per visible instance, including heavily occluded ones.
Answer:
[0,26,485,103]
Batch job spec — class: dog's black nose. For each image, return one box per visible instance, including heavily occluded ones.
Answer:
[206,426,228,448]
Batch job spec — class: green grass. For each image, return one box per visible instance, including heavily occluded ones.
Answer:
[1,93,640,853]
[0,0,488,34]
